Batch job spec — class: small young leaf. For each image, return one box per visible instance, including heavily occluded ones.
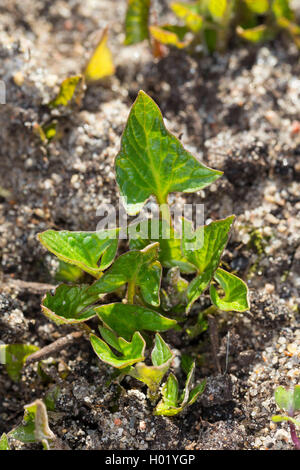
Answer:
[0,434,10,450]
[48,75,83,108]
[182,216,234,311]
[149,26,189,49]
[151,333,173,367]
[90,331,146,368]
[274,386,300,415]
[9,400,55,444]
[0,344,39,382]
[171,2,203,32]
[95,303,177,341]
[84,27,115,83]
[38,229,119,278]
[42,284,98,324]
[210,268,250,312]
[130,333,173,399]
[154,373,179,415]
[91,243,162,306]
[115,90,222,215]
[125,0,151,45]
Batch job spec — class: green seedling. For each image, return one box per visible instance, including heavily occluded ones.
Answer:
[37,90,249,414]
[154,360,206,416]
[0,343,39,382]
[125,0,300,55]
[272,385,300,450]
[8,399,56,450]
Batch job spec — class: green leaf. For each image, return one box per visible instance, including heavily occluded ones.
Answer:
[42,284,99,324]
[95,303,177,341]
[38,228,119,278]
[9,400,55,444]
[272,0,294,20]
[149,26,189,49]
[275,386,300,414]
[125,0,151,45]
[151,333,173,366]
[294,385,300,411]
[154,361,206,415]
[0,434,10,450]
[208,0,227,19]
[154,373,179,415]
[210,268,250,312]
[275,386,294,413]
[48,75,83,108]
[84,27,115,83]
[90,331,146,369]
[171,2,203,32]
[0,344,39,382]
[182,216,235,311]
[244,0,269,14]
[129,333,173,400]
[187,379,207,406]
[115,90,222,215]
[236,25,272,43]
[91,243,162,306]
[129,220,196,274]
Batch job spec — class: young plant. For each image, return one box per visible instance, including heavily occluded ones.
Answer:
[124,0,300,55]
[37,90,249,415]
[272,385,300,450]
[6,399,56,450]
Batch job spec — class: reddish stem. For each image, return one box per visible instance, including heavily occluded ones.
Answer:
[289,422,300,450]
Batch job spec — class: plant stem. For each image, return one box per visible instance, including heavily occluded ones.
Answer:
[127,280,135,304]
[289,422,300,450]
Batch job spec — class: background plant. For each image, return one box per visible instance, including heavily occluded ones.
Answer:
[272,385,300,450]
[124,0,300,55]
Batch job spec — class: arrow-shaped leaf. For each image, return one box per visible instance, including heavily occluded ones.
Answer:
[115,90,222,216]
[95,303,177,341]
[210,268,250,312]
[182,216,235,311]
[38,228,119,278]
[90,331,146,369]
